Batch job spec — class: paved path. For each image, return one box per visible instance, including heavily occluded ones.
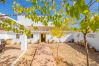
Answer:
[32,44,56,66]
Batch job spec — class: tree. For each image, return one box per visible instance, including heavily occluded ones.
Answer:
[49,26,64,64]
[12,0,99,66]
[0,0,31,36]
[0,16,31,36]
[64,0,99,66]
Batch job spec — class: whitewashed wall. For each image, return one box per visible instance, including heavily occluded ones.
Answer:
[9,34,20,43]
[46,33,52,41]
[0,32,21,44]
[0,33,10,39]
[91,33,99,51]
[20,35,27,51]
[73,32,99,51]
[73,32,84,43]
[46,33,74,43]
[17,16,33,26]
[28,32,40,43]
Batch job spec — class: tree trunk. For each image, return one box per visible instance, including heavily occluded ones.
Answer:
[56,38,61,58]
[83,33,89,66]
[57,41,59,58]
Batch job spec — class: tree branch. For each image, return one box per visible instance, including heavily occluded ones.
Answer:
[87,0,93,5]
[88,0,96,9]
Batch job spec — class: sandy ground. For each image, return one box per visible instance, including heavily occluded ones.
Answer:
[15,43,56,66]
[47,43,99,66]
[0,44,21,66]
[14,43,99,66]
[15,44,37,66]
[32,44,56,66]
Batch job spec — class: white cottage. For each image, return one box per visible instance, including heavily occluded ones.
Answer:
[1,14,99,51]
[17,16,74,43]
[0,14,73,46]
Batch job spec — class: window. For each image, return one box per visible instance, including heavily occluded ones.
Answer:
[16,34,20,39]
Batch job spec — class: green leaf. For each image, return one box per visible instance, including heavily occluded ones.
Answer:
[96,0,99,2]
[26,0,30,1]
[66,3,70,11]
[83,9,89,14]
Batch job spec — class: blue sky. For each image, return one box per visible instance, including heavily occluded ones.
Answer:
[0,0,99,20]
[0,0,33,20]
[0,0,62,20]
